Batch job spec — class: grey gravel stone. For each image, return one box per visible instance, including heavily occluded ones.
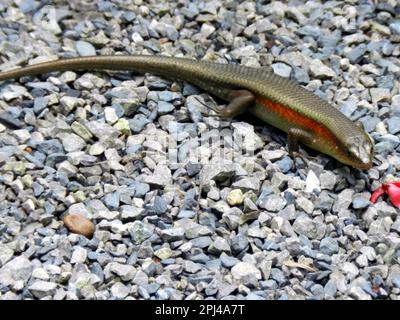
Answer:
[347,44,367,64]
[59,133,86,153]
[0,244,14,266]
[270,268,286,285]
[272,63,292,78]
[109,263,136,282]
[129,221,154,244]
[370,88,391,105]
[320,171,336,190]
[257,193,287,212]
[184,260,202,273]
[305,170,321,193]
[352,197,370,209]
[28,281,58,299]
[71,247,87,264]
[220,253,240,268]
[208,236,231,255]
[296,196,314,214]
[142,164,172,187]
[319,237,339,256]
[200,163,235,183]
[231,262,261,288]
[129,114,150,133]
[157,101,175,115]
[132,270,148,286]
[76,40,96,56]
[110,282,130,299]
[231,235,249,253]
[309,60,336,79]
[160,228,185,242]
[389,20,400,35]
[0,256,33,286]
[349,286,372,300]
[154,196,168,215]
[232,177,260,192]
[293,215,318,238]
[387,117,400,135]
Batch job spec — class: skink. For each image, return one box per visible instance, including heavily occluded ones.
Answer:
[0,55,374,169]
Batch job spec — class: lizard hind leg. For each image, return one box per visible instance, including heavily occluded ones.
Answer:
[200,88,255,119]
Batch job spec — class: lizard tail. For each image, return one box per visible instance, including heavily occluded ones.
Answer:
[0,56,133,81]
[0,55,203,82]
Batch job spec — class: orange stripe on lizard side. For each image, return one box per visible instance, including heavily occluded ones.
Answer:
[256,96,336,143]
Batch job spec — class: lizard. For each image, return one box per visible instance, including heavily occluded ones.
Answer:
[0,55,374,169]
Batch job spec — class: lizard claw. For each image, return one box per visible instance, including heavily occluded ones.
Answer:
[291,151,309,170]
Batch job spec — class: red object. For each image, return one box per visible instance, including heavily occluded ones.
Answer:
[370,181,400,207]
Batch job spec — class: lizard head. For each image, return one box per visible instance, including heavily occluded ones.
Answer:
[345,134,374,169]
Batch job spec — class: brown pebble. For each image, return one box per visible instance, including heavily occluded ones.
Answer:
[63,214,95,238]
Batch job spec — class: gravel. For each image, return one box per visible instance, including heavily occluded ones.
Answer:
[1,0,400,301]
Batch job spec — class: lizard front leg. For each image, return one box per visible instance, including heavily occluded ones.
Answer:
[287,127,316,166]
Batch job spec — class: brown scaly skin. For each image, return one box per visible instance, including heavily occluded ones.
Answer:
[0,55,374,169]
